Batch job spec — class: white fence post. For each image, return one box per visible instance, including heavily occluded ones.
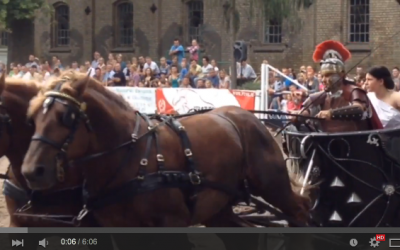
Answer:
[260,64,269,120]
[265,65,269,113]
[260,64,266,113]
[267,64,307,90]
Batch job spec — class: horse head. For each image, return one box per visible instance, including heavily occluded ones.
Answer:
[0,74,39,170]
[22,70,134,191]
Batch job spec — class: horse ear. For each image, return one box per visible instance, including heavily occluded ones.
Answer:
[0,73,5,94]
[70,75,89,97]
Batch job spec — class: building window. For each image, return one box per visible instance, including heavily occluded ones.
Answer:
[0,31,8,47]
[53,3,70,47]
[114,1,134,47]
[349,0,369,43]
[187,0,203,43]
[264,19,282,44]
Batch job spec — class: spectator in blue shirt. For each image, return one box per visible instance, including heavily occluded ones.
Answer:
[207,68,219,88]
[179,61,189,82]
[103,63,115,85]
[169,38,185,64]
[282,68,294,89]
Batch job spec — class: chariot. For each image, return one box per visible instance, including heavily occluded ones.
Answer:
[278,124,400,227]
[164,108,400,227]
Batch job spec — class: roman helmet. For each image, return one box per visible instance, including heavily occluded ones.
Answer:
[312,40,351,92]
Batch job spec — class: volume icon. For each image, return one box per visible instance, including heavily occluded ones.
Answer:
[39,239,48,248]
[12,239,24,247]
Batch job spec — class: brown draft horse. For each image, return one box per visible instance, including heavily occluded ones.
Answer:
[21,71,310,227]
[0,74,101,227]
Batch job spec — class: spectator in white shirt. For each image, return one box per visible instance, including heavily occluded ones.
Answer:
[71,61,80,71]
[22,65,38,80]
[97,57,105,69]
[237,60,257,80]
[9,66,22,78]
[211,59,219,73]
[41,63,51,81]
[143,56,160,75]
[85,61,96,77]
[193,56,213,84]
[91,51,100,68]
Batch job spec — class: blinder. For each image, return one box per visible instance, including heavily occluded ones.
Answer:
[62,105,79,128]
[30,89,93,182]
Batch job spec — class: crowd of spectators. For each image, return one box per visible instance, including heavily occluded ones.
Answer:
[4,35,400,116]
[0,38,257,90]
[266,65,324,112]
[266,65,400,113]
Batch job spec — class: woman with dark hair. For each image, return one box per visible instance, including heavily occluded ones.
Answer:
[365,66,400,128]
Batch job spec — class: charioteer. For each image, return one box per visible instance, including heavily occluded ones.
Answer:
[294,40,383,132]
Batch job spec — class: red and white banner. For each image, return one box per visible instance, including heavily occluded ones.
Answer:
[156,88,256,114]
[231,90,256,110]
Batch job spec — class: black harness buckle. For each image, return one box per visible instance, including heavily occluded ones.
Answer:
[76,205,89,221]
[189,172,201,185]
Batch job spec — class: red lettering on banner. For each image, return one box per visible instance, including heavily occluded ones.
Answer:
[231,90,256,98]
[230,90,256,110]
[376,234,385,241]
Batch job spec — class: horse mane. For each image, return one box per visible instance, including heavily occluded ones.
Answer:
[5,77,40,88]
[4,77,40,100]
[28,70,133,117]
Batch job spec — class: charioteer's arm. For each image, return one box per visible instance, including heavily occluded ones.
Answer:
[290,91,327,122]
[317,88,369,121]
[297,91,327,116]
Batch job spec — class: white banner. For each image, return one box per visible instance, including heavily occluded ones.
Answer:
[156,88,241,114]
[108,87,157,114]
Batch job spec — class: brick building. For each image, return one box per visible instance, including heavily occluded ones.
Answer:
[30,0,400,72]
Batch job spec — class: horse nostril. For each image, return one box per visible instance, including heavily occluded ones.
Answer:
[34,165,46,177]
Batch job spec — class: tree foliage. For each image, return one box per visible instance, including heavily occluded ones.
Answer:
[0,0,52,29]
[222,0,314,35]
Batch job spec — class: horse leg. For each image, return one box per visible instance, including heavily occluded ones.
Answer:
[244,131,310,226]
[247,159,310,226]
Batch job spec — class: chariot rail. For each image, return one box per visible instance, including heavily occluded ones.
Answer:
[284,125,400,137]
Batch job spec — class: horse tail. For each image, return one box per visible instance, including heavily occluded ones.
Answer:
[287,162,311,198]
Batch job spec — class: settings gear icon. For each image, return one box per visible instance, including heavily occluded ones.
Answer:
[369,237,380,248]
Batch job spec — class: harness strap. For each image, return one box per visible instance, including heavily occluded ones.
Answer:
[2,179,29,206]
[84,171,240,211]
[0,173,9,179]
[167,118,199,175]
[137,113,155,178]
[31,134,62,149]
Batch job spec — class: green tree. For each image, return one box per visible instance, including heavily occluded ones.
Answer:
[221,0,313,88]
[0,0,52,64]
[0,0,48,29]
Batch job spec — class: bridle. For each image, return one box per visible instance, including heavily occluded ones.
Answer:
[30,87,93,182]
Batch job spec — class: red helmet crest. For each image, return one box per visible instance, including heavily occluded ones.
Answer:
[312,40,351,63]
